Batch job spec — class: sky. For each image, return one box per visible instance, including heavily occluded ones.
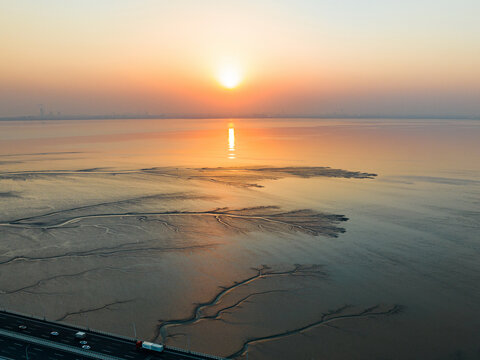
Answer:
[1,0,479,118]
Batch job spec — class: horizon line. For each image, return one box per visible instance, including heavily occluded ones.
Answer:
[0,113,479,121]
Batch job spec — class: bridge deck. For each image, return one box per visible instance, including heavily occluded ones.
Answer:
[0,310,224,360]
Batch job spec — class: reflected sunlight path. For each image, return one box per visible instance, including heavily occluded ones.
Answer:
[228,124,235,160]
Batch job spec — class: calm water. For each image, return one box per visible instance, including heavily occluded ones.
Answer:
[0,118,479,359]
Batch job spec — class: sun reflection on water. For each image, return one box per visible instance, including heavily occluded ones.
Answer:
[228,124,235,159]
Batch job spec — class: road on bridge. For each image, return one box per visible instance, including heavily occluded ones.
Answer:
[0,311,223,360]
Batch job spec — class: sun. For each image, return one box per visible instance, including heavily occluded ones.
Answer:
[217,65,242,89]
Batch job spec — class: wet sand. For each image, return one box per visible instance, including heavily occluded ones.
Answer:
[0,118,479,359]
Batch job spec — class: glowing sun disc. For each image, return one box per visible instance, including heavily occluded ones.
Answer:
[218,66,242,89]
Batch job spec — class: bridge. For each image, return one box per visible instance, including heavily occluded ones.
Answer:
[0,310,225,360]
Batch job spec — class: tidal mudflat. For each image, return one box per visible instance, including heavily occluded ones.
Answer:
[0,118,479,359]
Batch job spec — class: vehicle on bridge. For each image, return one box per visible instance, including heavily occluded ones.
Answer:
[75,331,86,339]
[136,340,164,353]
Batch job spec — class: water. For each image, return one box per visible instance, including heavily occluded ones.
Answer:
[0,118,479,359]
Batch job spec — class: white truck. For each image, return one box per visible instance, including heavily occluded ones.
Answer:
[136,340,164,353]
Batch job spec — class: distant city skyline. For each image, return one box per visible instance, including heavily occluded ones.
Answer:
[1,0,479,117]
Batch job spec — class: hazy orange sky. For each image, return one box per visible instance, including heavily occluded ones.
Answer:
[1,0,479,117]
